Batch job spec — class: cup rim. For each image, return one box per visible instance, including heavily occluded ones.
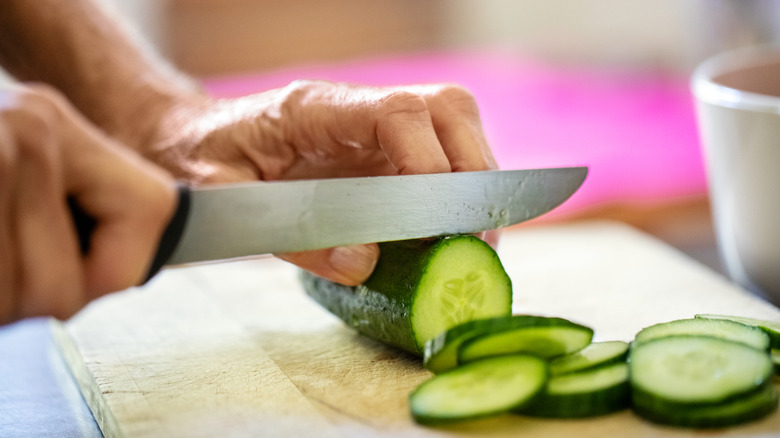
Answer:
[692,45,780,114]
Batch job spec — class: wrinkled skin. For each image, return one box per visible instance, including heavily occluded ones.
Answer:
[143,80,500,286]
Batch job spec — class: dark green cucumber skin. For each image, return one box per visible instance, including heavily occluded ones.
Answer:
[632,384,779,429]
[457,322,594,364]
[518,381,630,418]
[424,315,589,372]
[300,270,420,354]
[550,341,630,376]
[300,236,510,356]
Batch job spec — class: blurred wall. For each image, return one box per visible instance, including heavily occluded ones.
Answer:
[98,0,171,55]
[441,0,700,71]
[444,0,780,72]
[139,0,780,77]
[3,0,780,81]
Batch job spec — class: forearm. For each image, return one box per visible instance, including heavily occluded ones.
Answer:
[0,0,204,153]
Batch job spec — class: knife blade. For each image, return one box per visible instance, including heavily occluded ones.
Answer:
[70,167,587,280]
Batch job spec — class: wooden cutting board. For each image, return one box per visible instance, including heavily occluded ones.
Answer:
[53,221,780,437]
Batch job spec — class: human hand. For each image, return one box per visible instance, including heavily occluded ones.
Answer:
[0,84,177,323]
[145,80,500,285]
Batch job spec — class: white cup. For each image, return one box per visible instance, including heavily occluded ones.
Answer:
[692,46,780,305]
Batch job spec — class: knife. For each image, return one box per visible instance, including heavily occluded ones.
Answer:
[69,167,587,281]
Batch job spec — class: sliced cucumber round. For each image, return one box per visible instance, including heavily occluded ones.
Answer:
[772,349,780,376]
[549,340,629,376]
[632,318,770,351]
[517,362,630,418]
[457,321,593,364]
[630,336,773,407]
[695,314,780,350]
[424,315,586,374]
[409,354,548,425]
[410,237,513,350]
[633,382,779,428]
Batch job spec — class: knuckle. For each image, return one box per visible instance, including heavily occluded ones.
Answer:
[17,122,58,166]
[0,87,62,166]
[432,84,480,116]
[282,79,331,105]
[377,90,429,117]
[17,83,63,118]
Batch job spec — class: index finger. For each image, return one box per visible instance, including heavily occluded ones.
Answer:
[283,81,453,176]
[405,84,498,172]
[372,90,452,175]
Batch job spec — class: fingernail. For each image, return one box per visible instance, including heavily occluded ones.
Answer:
[329,244,379,285]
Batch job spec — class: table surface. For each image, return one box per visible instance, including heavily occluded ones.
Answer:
[0,215,729,437]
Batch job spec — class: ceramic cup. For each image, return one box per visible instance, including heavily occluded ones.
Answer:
[692,46,780,304]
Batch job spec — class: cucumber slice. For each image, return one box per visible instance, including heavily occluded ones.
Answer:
[517,362,630,418]
[424,315,586,374]
[409,354,547,425]
[633,318,770,351]
[773,349,780,375]
[549,341,629,376]
[695,314,780,349]
[630,336,773,407]
[457,320,593,364]
[300,236,512,355]
[633,382,779,428]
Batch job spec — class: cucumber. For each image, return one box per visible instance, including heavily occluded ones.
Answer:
[457,319,593,364]
[629,335,775,427]
[773,349,780,375]
[632,318,770,351]
[300,236,512,355]
[633,380,779,428]
[424,315,589,374]
[517,362,630,418]
[549,341,629,376]
[409,354,547,425]
[695,314,780,349]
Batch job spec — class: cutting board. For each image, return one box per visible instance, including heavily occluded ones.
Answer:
[52,221,780,437]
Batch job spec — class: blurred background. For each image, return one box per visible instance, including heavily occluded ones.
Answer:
[99,0,780,77]
[99,0,779,271]
[4,0,780,270]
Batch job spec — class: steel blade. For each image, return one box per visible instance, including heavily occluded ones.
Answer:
[166,167,587,264]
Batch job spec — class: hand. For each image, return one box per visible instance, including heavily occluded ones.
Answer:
[0,84,177,323]
[147,80,500,285]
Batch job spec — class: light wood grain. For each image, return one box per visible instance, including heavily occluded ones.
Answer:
[54,221,780,437]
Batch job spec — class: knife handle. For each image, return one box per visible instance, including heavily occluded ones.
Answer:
[68,184,191,284]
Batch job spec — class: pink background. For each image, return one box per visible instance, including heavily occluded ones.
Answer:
[204,51,706,218]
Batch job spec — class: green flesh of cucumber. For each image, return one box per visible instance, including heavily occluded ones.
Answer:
[632,318,770,351]
[457,321,593,364]
[409,355,548,425]
[300,235,512,356]
[549,340,629,376]
[629,336,773,407]
[695,314,780,350]
[517,362,630,418]
[424,315,591,374]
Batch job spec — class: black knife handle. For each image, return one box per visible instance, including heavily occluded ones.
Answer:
[68,184,191,284]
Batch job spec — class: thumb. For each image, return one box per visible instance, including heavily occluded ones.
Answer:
[277,243,379,286]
